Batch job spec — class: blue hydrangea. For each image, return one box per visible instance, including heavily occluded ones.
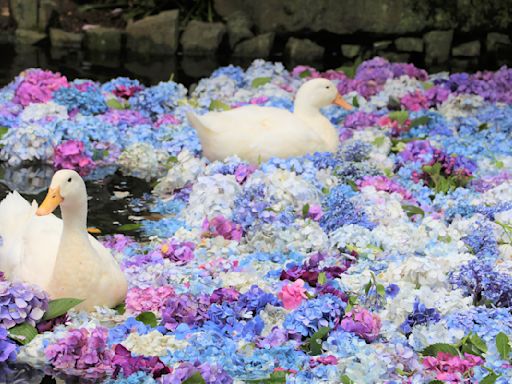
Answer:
[129,81,187,118]
[211,65,245,87]
[107,317,153,345]
[284,294,345,337]
[320,184,376,232]
[400,298,441,334]
[461,221,499,259]
[53,81,108,115]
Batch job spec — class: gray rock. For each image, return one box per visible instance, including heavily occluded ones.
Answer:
[373,40,392,50]
[15,29,46,45]
[181,20,226,55]
[10,0,38,30]
[126,10,179,55]
[50,28,83,48]
[424,30,453,65]
[214,0,429,35]
[341,44,361,58]
[451,58,478,72]
[394,37,424,52]
[285,37,324,61]
[85,27,122,52]
[233,32,274,57]
[380,51,410,62]
[38,0,57,31]
[487,32,511,52]
[452,40,480,57]
[226,10,253,48]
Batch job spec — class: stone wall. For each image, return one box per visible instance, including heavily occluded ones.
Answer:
[5,0,512,72]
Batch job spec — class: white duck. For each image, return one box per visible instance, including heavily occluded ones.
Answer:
[188,78,353,164]
[0,170,127,311]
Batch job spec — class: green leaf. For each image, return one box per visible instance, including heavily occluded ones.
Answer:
[469,333,487,354]
[389,111,409,125]
[299,70,311,78]
[364,280,372,295]
[42,298,84,320]
[409,116,431,128]
[118,223,142,231]
[209,99,231,111]
[106,98,126,110]
[428,381,445,384]
[346,180,359,191]
[115,303,126,315]
[376,284,386,298]
[421,343,459,357]
[135,311,158,328]
[0,126,8,140]
[8,323,38,345]
[182,372,206,384]
[318,272,327,285]
[251,77,272,88]
[401,204,425,218]
[372,136,386,147]
[352,96,359,108]
[388,96,401,110]
[477,123,489,131]
[422,82,434,90]
[309,327,330,356]
[496,332,511,360]
[345,295,358,313]
[480,372,500,384]
[340,375,355,384]
[302,203,310,218]
[246,370,288,383]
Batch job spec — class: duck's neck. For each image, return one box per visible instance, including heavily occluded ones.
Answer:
[293,99,340,152]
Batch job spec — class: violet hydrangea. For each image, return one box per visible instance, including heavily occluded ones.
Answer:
[340,306,381,342]
[0,279,48,329]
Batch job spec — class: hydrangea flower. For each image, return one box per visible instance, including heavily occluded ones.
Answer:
[53,139,95,175]
[278,279,308,310]
[340,306,381,342]
[125,286,175,314]
[14,69,68,106]
[0,280,48,329]
[0,327,17,363]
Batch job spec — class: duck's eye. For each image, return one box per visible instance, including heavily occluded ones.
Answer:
[325,86,330,89]
[67,178,72,183]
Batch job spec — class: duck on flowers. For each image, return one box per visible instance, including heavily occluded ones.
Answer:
[0,170,127,311]
[188,78,353,164]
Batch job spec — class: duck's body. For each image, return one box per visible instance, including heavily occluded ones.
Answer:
[0,171,127,311]
[188,78,353,164]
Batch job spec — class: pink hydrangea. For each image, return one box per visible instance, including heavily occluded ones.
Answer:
[101,234,135,253]
[278,279,308,310]
[400,90,430,111]
[378,115,411,136]
[14,69,68,106]
[422,352,483,383]
[356,175,414,201]
[340,306,381,342]
[53,140,95,176]
[161,239,195,265]
[125,286,176,313]
[234,164,256,184]
[202,215,243,241]
[292,66,321,79]
[305,204,323,221]
[45,327,113,380]
[112,344,170,379]
[155,114,181,128]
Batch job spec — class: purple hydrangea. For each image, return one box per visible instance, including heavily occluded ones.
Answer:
[112,344,170,379]
[0,327,17,363]
[0,280,49,329]
[45,327,114,380]
[161,294,210,331]
[400,298,441,335]
[234,285,279,317]
[340,306,381,342]
[160,239,195,265]
[449,259,512,308]
[160,361,233,384]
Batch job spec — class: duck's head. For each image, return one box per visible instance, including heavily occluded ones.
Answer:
[295,79,353,110]
[36,170,87,216]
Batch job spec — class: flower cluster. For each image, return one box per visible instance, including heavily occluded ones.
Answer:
[0,280,48,329]
[53,140,95,175]
[340,306,381,342]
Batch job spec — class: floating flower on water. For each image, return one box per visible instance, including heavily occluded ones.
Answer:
[161,294,209,331]
[14,69,69,106]
[160,239,195,265]
[340,306,381,342]
[201,215,243,241]
[53,140,95,175]
[0,327,17,363]
[422,352,483,383]
[112,344,170,379]
[45,327,114,379]
[0,279,48,329]
[278,279,308,310]
[125,286,175,314]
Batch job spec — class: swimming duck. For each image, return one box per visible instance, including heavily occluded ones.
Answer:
[188,78,353,164]
[0,170,127,311]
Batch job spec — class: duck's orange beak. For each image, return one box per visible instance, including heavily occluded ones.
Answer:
[36,187,62,216]
[333,93,353,110]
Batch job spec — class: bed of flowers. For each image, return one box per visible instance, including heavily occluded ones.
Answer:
[1,57,512,383]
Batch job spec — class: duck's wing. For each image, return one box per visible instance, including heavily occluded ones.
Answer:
[0,192,60,288]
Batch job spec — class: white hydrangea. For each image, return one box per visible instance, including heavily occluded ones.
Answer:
[259,304,288,336]
[357,186,408,226]
[368,75,422,108]
[118,143,169,181]
[184,174,241,227]
[153,150,207,196]
[438,93,486,120]
[122,331,188,356]
[408,321,465,351]
[372,221,428,254]
[19,101,68,122]
[219,271,272,292]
